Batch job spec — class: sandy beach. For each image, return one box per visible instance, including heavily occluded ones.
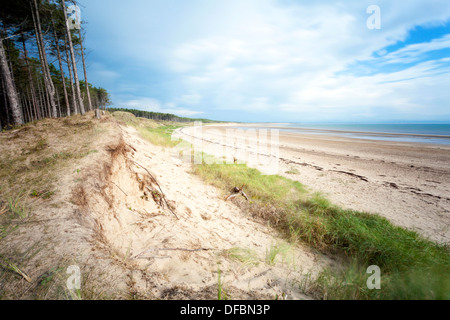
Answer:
[178,124,450,244]
[1,114,448,300]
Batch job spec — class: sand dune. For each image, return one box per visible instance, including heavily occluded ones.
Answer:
[1,116,335,299]
[96,124,331,299]
[67,120,333,299]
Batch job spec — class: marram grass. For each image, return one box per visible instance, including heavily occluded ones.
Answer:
[193,161,449,300]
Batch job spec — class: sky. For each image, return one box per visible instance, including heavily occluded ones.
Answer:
[79,0,450,123]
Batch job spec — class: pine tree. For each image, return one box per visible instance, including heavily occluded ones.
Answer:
[0,39,23,126]
[61,0,85,115]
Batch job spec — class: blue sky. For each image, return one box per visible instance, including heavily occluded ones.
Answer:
[79,0,450,122]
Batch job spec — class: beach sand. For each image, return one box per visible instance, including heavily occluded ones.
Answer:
[0,117,331,299]
[1,115,447,299]
[178,124,450,244]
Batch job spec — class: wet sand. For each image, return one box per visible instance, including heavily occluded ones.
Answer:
[177,124,450,244]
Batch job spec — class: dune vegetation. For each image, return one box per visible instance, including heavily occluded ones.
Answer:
[127,113,449,300]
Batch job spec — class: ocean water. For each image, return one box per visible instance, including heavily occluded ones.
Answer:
[280,123,450,145]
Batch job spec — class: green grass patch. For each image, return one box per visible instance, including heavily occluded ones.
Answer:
[292,194,449,299]
[136,125,182,148]
[27,137,49,153]
[222,247,260,267]
[7,193,28,219]
[0,253,32,283]
[0,224,18,241]
[217,267,228,300]
[30,189,55,200]
[193,161,450,300]
[194,162,306,207]
[112,110,184,148]
[264,242,292,266]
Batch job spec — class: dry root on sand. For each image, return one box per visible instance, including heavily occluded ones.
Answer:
[132,160,179,220]
[225,185,250,202]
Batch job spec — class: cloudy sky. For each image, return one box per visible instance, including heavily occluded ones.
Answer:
[80,0,450,122]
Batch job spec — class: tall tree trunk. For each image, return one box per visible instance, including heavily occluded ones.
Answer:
[0,40,23,126]
[37,78,47,118]
[64,34,77,115]
[27,89,37,121]
[52,19,70,117]
[61,0,85,115]
[32,0,58,118]
[78,28,92,111]
[36,76,42,117]
[21,93,31,123]
[44,82,51,117]
[94,94,99,110]
[32,22,48,119]
[21,36,41,120]
[1,75,11,126]
[2,36,18,98]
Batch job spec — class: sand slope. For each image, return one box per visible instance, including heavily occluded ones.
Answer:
[86,124,330,299]
[1,116,334,299]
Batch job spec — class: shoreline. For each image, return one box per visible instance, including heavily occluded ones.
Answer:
[227,123,450,146]
[178,124,450,243]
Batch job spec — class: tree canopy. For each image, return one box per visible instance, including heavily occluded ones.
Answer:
[0,0,111,129]
[107,108,221,123]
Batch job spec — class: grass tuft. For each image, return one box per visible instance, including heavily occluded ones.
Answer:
[0,254,32,283]
[223,247,260,267]
[7,193,28,219]
[136,125,182,148]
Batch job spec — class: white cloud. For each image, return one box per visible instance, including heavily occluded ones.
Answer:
[119,97,161,111]
[85,0,450,121]
[378,34,450,65]
[165,108,204,117]
[280,57,450,121]
[163,0,450,120]
[117,97,203,117]
[174,93,202,106]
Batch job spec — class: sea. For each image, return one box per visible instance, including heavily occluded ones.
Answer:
[264,123,450,146]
